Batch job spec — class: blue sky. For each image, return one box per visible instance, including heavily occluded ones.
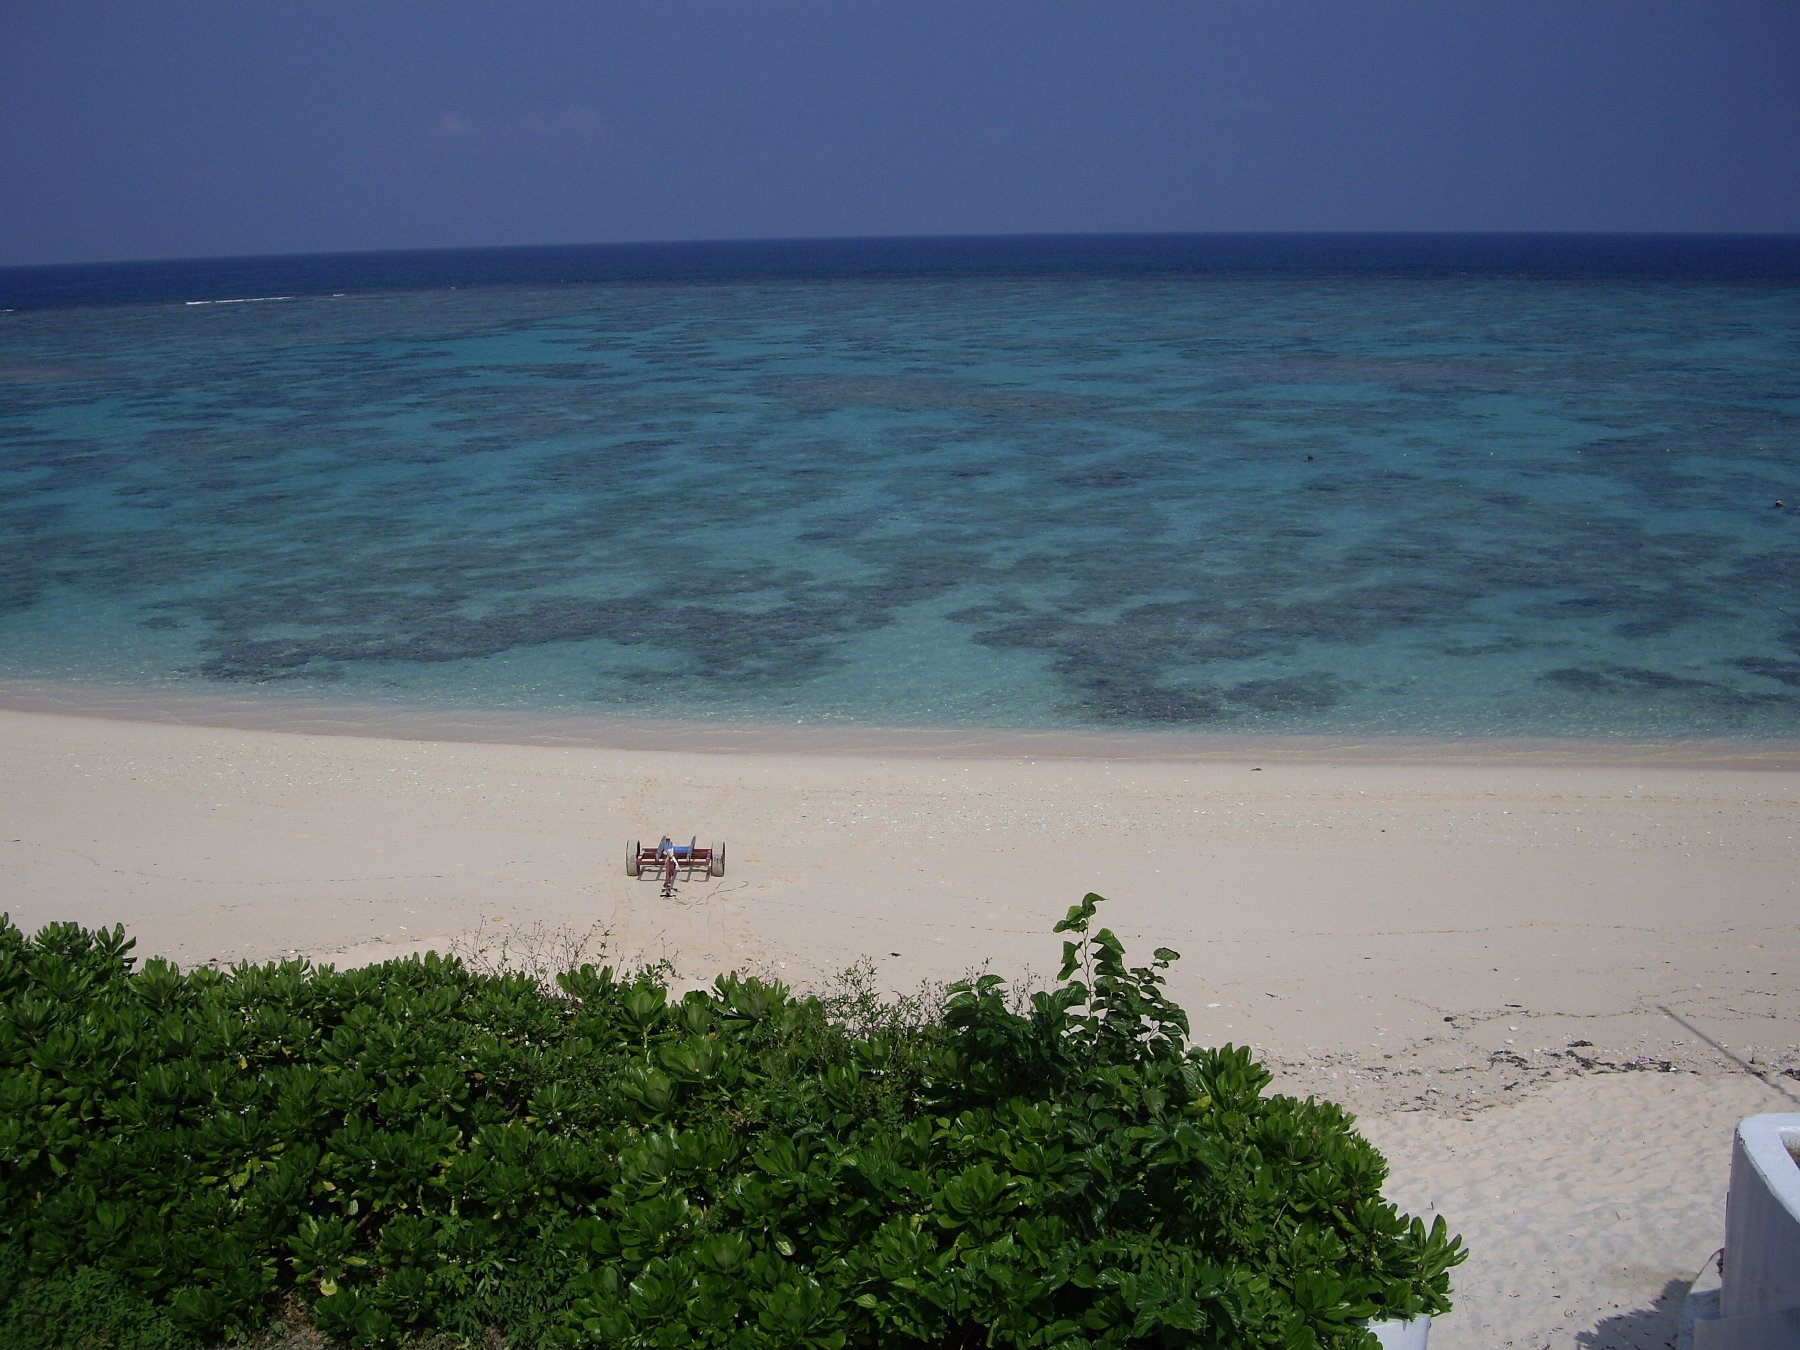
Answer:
[4,1,1798,266]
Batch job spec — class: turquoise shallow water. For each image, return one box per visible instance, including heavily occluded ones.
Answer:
[3,239,1798,740]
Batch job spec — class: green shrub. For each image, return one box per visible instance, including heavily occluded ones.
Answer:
[0,899,1463,1348]
[0,1243,193,1350]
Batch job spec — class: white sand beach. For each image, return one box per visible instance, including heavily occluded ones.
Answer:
[2,698,1796,1349]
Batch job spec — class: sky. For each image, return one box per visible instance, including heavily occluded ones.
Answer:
[4,1,1799,267]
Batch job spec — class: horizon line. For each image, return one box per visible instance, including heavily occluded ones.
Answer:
[9,227,1800,274]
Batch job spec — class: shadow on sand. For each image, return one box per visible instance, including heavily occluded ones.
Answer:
[1575,1276,1693,1350]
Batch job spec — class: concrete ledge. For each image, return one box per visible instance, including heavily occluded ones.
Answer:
[1722,1114,1800,1321]
[1680,1113,1800,1350]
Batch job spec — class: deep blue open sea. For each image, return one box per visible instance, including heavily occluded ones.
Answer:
[3,234,1799,742]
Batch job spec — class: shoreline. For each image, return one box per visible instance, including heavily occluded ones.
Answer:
[4,695,1798,1349]
[6,675,1800,769]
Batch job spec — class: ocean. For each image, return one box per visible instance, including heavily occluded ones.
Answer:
[3,234,1798,743]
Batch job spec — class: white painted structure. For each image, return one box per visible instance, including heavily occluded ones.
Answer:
[1370,1314,1431,1349]
[1684,1113,1800,1350]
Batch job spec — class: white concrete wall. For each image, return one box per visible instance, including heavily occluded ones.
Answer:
[1721,1114,1800,1322]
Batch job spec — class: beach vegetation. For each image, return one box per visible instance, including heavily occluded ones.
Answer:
[0,899,1463,1348]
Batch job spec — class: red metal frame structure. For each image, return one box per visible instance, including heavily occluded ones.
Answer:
[628,836,725,879]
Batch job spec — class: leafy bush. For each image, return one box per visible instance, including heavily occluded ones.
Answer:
[0,1240,191,1350]
[0,897,1463,1348]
